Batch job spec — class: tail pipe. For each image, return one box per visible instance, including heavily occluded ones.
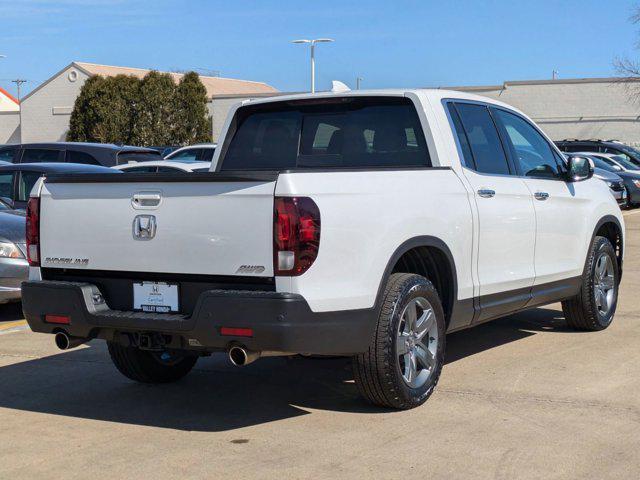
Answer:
[227,345,290,366]
[54,332,88,350]
[228,345,260,366]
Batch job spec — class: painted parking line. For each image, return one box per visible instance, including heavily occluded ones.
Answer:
[0,320,27,331]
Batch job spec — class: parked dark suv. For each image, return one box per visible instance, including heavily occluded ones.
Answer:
[0,143,161,167]
[555,139,640,167]
[0,162,118,210]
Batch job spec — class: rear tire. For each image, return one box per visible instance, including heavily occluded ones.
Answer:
[562,236,619,331]
[107,342,198,383]
[353,273,446,409]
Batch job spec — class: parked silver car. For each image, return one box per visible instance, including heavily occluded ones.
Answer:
[0,200,26,304]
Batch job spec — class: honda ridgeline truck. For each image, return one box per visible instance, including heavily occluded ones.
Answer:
[21,90,624,409]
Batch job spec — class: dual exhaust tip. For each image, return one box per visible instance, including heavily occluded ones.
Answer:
[54,333,275,367]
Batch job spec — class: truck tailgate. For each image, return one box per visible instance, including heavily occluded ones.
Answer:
[38,172,277,277]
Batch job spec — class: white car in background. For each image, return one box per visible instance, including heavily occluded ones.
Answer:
[113,160,212,173]
[164,143,217,162]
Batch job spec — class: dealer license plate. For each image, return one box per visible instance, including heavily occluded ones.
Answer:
[133,282,179,313]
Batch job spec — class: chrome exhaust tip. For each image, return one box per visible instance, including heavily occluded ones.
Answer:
[54,332,87,350]
[228,346,260,366]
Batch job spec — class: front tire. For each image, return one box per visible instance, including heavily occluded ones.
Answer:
[107,342,198,383]
[353,273,446,409]
[562,236,619,331]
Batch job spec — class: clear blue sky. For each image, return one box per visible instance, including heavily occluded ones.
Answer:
[1,0,639,98]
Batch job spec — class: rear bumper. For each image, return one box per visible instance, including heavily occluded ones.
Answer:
[21,281,375,355]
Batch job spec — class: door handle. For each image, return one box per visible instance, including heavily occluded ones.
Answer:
[477,188,496,198]
[534,191,550,201]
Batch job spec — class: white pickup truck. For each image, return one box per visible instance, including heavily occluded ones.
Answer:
[22,90,624,409]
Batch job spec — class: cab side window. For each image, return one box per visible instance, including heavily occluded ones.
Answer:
[493,109,561,179]
[450,103,511,175]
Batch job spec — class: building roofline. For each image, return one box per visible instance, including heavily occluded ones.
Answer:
[21,62,81,103]
[22,61,276,103]
[442,76,640,92]
[74,61,274,87]
[0,86,19,105]
[210,91,302,99]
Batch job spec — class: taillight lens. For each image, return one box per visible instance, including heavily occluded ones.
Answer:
[274,197,320,276]
[26,197,40,266]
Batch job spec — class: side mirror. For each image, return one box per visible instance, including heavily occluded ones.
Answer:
[566,156,594,182]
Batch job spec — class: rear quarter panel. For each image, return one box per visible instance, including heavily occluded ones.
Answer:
[275,169,474,312]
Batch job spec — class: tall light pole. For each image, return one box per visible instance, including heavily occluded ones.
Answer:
[292,38,334,93]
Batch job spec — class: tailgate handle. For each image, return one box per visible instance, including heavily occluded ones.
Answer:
[132,192,162,209]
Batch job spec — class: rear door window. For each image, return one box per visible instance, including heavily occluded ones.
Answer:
[21,149,61,163]
[220,97,431,170]
[452,103,511,175]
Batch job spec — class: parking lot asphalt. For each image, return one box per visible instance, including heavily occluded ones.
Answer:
[1,212,639,480]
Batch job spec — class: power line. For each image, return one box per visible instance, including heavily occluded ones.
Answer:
[11,79,27,101]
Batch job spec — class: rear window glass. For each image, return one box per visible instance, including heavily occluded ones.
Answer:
[220,97,431,170]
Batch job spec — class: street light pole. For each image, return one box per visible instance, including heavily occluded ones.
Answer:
[292,38,334,93]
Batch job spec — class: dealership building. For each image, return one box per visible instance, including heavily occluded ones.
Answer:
[0,62,277,144]
[2,65,640,147]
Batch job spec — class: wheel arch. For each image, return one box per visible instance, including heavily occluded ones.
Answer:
[591,215,624,278]
[375,236,459,328]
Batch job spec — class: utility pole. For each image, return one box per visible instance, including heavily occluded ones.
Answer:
[12,79,26,143]
[552,70,559,80]
[12,79,26,101]
[356,76,363,90]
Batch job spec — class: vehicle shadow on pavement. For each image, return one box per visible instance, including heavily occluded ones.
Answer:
[0,303,25,322]
[0,306,566,432]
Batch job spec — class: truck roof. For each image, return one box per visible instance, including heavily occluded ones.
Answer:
[239,88,522,115]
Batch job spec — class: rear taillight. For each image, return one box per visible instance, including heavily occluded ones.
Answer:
[274,197,320,276]
[26,197,40,266]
